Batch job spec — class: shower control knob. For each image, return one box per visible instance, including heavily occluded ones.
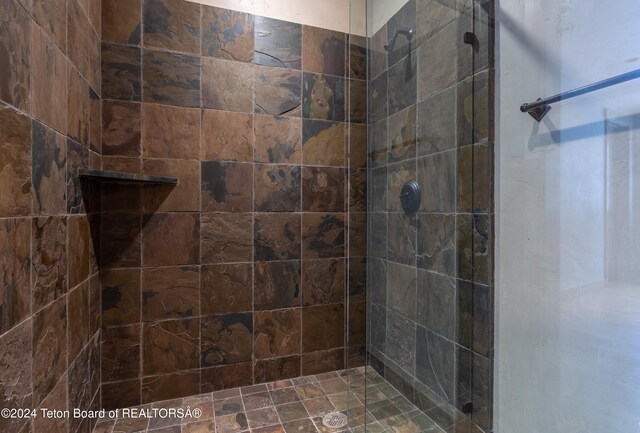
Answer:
[399,180,421,214]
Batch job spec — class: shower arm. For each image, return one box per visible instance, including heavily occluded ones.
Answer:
[384,27,415,52]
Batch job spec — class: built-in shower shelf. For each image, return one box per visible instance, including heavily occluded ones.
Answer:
[78,169,178,185]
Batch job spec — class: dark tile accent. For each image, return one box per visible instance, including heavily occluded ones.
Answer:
[254,115,302,164]
[143,158,200,212]
[302,26,346,76]
[201,264,252,315]
[300,348,344,375]
[201,313,253,366]
[142,212,200,266]
[254,16,302,69]
[102,268,141,326]
[201,213,253,264]
[201,362,253,392]
[301,258,345,306]
[302,73,345,121]
[142,370,200,403]
[388,213,416,266]
[0,0,31,112]
[387,261,417,320]
[255,356,301,384]
[301,213,345,259]
[387,0,417,67]
[142,266,200,321]
[255,165,302,212]
[254,66,302,117]
[385,311,416,374]
[417,86,456,156]
[349,35,366,80]
[141,103,200,159]
[101,43,142,101]
[102,324,141,382]
[417,214,456,275]
[143,0,201,54]
[143,318,199,375]
[417,21,457,101]
[0,105,31,217]
[387,105,417,163]
[302,304,344,352]
[32,217,67,311]
[302,167,345,212]
[102,0,142,45]
[417,150,456,212]
[100,212,142,268]
[388,51,417,116]
[369,71,387,124]
[201,109,254,161]
[254,309,301,358]
[456,213,490,284]
[254,261,301,310]
[143,49,200,107]
[202,58,254,113]
[67,66,90,146]
[416,326,455,401]
[0,320,32,433]
[32,120,65,215]
[254,213,301,261]
[32,297,66,406]
[102,100,141,156]
[202,6,254,62]
[302,120,345,166]
[201,161,253,212]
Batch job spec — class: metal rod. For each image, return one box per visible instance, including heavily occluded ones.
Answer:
[520,68,640,121]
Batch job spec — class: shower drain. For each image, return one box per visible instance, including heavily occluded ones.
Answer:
[322,412,348,429]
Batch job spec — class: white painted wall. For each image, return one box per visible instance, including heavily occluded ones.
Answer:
[496,1,640,432]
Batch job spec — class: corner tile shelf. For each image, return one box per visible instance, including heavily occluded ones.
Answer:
[78,169,178,185]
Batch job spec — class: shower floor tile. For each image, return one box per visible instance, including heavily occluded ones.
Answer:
[93,367,443,433]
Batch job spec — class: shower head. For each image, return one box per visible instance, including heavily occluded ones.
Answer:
[384,27,415,52]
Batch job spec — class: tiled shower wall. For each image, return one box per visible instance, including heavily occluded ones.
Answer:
[0,0,103,432]
[99,0,367,408]
[367,0,494,432]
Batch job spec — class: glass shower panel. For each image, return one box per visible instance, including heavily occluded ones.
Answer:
[497,1,640,432]
[365,1,494,432]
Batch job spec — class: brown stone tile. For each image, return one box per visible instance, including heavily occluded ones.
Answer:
[303,73,345,121]
[142,370,200,403]
[142,103,200,159]
[216,412,249,433]
[31,25,67,131]
[302,120,346,166]
[89,88,101,153]
[102,0,141,45]
[254,309,301,359]
[183,419,218,433]
[302,167,345,212]
[254,115,302,164]
[32,217,67,311]
[301,259,345,306]
[0,105,31,217]
[88,273,100,335]
[349,212,367,257]
[201,109,254,161]
[101,43,142,101]
[254,261,301,310]
[301,398,335,418]
[102,324,141,382]
[388,105,417,163]
[254,213,301,261]
[302,26,346,76]
[33,372,68,433]
[417,22,457,101]
[102,100,141,156]
[270,387,300,405]
[101,268,141,326]
[67,66,91,146]
[201,362,253,392]
[254,16,302,69]
[417,150,456,213]
[349,34,366,80]
[302,304,344,352]
[0,320,32,433]
[102,379,141,410]
[32,296,66,405]
[201,161,253,212]
[301,348,344,376]
[143,49,200,107]
[33,0,66,52]
[201,313,253,366]
[242,391,273,411]
[282,418,317,433]
[113,416,149,433]
[143,0,201,54]
[68,342,92,433]
[142,266,200,321]
[254,66,302,117]
[100,212,142,268]
[143,158,200,212]
[255,164,301,212]
[349,79,367,124]
[202,57,254,113]
[202,6,254,62]
[66,138,89,214]
[457,142,491,213]
[349,123,367,169]
[67,214,91,288]
[301,213,345,259]
[68,0,100,91]
[254,356,301,384]
[0,0,31,112]
[349,170,366,213]
[201,213,252,264]
[143,318,199,375]
[254,424,286,433]
[67,280,90,361]
[142,212,200,266]
[201,263,252,315]
[247,407,280,429]
[102,155,142,173]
